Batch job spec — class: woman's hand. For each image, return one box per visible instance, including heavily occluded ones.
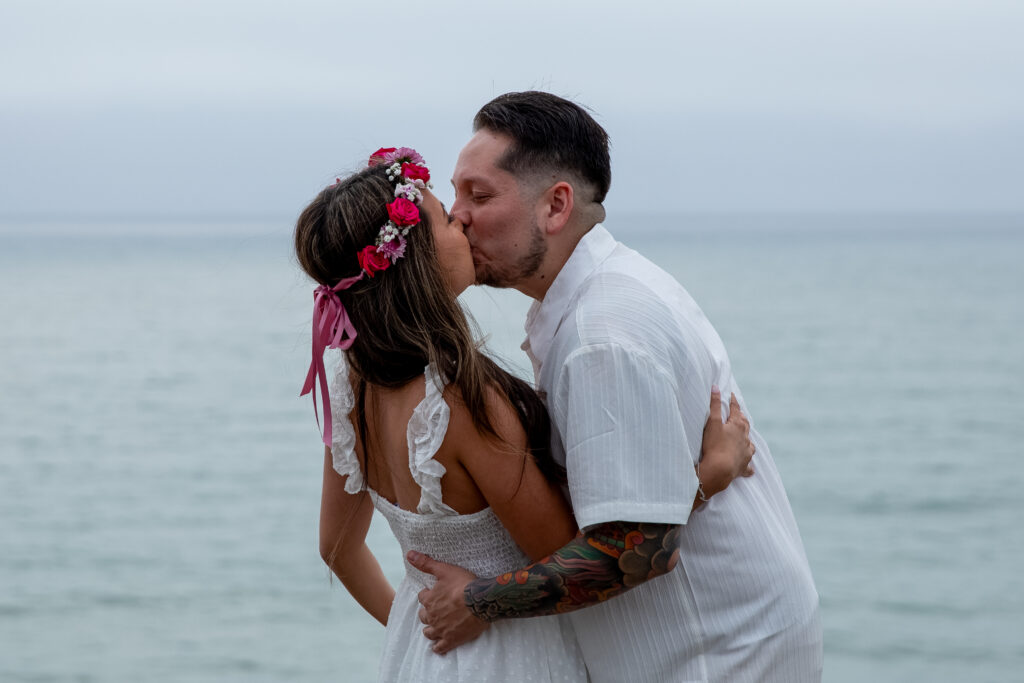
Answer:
[695,387,755,505]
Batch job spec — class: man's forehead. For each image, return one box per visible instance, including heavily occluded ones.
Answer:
[460,130,512,163]
[453,132,515,184]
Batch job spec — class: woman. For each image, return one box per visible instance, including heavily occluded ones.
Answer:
[295,148,753,681]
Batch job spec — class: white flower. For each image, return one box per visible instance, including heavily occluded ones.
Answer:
[394,183,423,203]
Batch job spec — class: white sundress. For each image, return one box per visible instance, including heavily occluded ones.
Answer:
[329,363,590,683]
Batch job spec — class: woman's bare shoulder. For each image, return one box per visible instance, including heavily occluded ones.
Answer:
[441,381,527,454]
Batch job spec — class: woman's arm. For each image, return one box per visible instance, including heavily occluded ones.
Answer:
[452,388,578,562]
[693,388,756,509]
[319,447,395,626]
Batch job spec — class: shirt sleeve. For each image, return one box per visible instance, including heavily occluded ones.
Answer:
[552,342,700,530]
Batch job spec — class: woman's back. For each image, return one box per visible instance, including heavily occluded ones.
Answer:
[347,366,490,517]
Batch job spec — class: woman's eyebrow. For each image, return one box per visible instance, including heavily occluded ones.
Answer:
[440,201,448,215]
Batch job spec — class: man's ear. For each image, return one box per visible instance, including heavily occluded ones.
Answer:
[539,181,574,235]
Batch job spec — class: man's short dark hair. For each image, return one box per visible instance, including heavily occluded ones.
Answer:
[473,91,611,204]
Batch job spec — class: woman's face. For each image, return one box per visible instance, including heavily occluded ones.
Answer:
[422,189,474,296]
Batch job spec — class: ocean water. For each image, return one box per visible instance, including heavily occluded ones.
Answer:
[1,215,1022,682]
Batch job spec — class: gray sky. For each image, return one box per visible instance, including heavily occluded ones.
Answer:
[2,0,1022,221]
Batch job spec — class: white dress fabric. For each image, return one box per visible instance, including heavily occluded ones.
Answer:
[330,363,589,683]
[522,225,822,683]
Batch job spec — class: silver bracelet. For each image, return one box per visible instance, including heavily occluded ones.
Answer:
[696,463,710,502]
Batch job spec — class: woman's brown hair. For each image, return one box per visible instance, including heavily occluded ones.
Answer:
[295,164,563,487]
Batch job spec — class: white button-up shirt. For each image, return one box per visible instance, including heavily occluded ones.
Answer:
[524,225,821,683]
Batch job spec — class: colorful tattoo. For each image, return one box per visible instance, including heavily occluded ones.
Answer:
[464,521,682,621]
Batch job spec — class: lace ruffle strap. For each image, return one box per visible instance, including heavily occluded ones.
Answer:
[407,365,457,515]
[328,361,364,495]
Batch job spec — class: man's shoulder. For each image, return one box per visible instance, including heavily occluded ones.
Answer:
[549,281,678,382]
[551,246,720,382]
[570,254,688,340]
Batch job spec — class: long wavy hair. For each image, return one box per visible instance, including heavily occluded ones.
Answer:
[295,164,563,489]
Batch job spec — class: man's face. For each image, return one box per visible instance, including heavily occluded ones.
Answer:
[450,130,546,289]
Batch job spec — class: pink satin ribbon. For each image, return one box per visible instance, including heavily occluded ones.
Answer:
[300,272,365,445]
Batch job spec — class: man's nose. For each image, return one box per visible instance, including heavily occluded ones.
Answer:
[450,197,470,225]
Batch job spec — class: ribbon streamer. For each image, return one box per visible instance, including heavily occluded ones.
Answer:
[300,272,365,445]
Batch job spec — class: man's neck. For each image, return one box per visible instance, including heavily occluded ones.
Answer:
[515,224,595,301]
[514,276,556,302]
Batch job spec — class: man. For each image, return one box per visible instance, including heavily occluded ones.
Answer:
[409,91,822,682]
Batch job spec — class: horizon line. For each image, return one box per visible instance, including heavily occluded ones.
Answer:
[3,209,1024,225]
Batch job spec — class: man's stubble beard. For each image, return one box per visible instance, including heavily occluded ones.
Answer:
[476,221,547,289]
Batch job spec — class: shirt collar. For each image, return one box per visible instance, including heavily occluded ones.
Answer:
[522,224,617,376]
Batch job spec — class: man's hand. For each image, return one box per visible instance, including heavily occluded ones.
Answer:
[699,387,756,500]
[408,551,490,654]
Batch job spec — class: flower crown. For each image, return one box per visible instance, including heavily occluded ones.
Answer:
[301,146,432,446]
[353,146,434,277]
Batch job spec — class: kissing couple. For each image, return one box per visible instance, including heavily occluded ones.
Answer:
[297,91,823,682]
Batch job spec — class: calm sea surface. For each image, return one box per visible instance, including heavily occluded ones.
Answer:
[1,215,1022,682]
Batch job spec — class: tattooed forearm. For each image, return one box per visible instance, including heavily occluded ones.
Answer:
[464,521,682,621]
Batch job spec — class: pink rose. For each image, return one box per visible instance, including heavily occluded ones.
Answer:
[357,245,390,277]
[386,197,420,227]
[401,163,430,184]
[368,147,397,166]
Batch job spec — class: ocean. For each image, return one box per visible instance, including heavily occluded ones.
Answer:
[1,214,1022,682]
